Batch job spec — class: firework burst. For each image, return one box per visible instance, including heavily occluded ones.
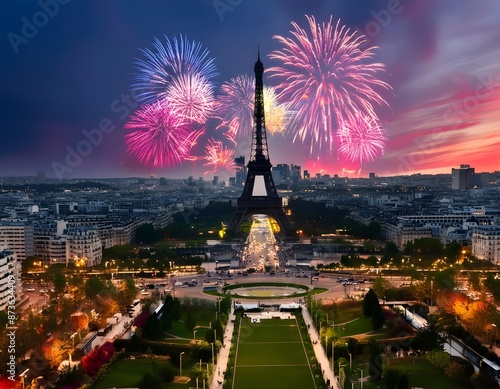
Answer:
[337,114,387,164]
[215,74,254,141]
[125,101,203,167]
[215,74,289,141]
[202,138,236,173]
[166,72,215,123]
[132,34,218,106]
[264,87,288,135]
[268,15,390,157]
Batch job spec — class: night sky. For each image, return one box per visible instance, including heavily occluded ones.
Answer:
[1,0,500,180]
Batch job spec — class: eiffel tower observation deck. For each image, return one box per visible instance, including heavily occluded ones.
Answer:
[227,51,293,236]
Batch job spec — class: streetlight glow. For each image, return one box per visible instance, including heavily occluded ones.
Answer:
[180,351,185,377]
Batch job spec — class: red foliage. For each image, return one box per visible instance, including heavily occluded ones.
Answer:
[81,341,115,376]
[133,311,150,329]
[0,377,16,389]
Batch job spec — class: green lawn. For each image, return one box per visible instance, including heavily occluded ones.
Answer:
[340,317,373,337]
[351,357,473,389]
[325,300,364,324]
[93,358,186,389]
[232,318,316,389]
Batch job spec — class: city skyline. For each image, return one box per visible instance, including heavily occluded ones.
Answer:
[2,0,500,180]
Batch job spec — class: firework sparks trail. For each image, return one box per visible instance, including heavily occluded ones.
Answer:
[132,34,218,107]
[337,114,387,164]
[166,72,215,123]
[125,101,203,167]
[264,87,288,135]
[215,74,254,142]
[202,138,236,173]
[215,74,289,141]
[268,15,390,157]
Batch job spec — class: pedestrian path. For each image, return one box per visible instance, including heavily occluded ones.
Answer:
[302,304,340,389]
[210,311,236,389]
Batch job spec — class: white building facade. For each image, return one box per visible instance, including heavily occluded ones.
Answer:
[472,225,500,264]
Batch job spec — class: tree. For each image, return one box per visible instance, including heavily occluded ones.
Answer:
[372,305,385,330]
[411,238,445,261]
[444,242,462,263]
[52,271,66,294]
[143,315,162,340]
[414,321,446,351]
[382,242,402,263]
[363,288,380,317]
[116,277,137,307]
[184,312,196,331]
[433,268,456,290]
[135,223,162,245]
[84,277,106,299]
[371,277,392,297]
[484,274,500,300]
[468,272,481,291]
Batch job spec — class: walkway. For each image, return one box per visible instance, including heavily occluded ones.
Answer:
[210,311,236,389]
[302,304,340,389]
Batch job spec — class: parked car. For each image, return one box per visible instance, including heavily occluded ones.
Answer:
[25,287,35,292]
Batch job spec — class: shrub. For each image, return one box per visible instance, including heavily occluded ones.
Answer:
[450,355,474,377]
[81,342,115,376]
[486,350,499,363]
[426,349,450,369]
[383,368,400,389]
[137,371,163,389]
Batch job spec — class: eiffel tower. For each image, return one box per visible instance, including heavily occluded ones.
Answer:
[228,51,293,236]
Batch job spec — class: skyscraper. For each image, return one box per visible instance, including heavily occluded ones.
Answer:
[451,164,475,190]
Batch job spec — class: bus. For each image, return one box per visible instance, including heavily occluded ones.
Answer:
[481,358,500,383]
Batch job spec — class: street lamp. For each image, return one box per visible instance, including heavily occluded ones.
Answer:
[492,324,497,348]
[349,352,352,372]
[193,329,198,343]
[332,341,335,376]
[20,368,29,389]
[358,368,364,389]
[211,342,215,366]
[180,351,185,377]
[430,280,433,309]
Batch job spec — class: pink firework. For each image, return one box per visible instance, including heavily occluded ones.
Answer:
[203,139,236,173]
[215,74,254,141]
[337,114,387,164]
[268,15,390,157]
[125,101,203,167]
[166,72,215,124]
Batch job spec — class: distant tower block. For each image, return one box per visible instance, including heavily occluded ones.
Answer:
[228,51,293,236]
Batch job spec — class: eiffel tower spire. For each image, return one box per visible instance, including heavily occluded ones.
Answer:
[228,50,293,236]
[250,45,269,163]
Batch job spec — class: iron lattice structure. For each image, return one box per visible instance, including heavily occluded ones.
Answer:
[228,52,293,236]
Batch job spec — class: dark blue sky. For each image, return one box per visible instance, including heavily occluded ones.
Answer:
[2,0,500,179]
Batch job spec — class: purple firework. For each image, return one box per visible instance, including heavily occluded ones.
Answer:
[132,34,218,108]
